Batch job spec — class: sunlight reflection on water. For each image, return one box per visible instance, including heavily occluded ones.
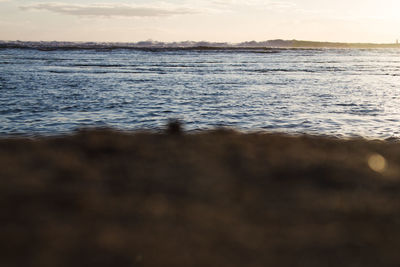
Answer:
[1,48,400,138]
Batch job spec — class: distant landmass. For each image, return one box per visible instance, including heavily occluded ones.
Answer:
[0,39,399,50]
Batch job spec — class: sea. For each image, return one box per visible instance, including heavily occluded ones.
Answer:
[1,44,400,139]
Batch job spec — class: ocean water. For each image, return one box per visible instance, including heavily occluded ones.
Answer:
[1,46,400,138]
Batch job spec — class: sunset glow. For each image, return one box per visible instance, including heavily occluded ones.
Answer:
[0,0,399,43]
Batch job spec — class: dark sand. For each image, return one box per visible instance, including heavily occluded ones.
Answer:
[1,127,400,267]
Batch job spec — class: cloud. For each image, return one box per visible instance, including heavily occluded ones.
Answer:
[20,2,196,17]
[201,0,298,14]
[267,1,297,10]
[210,0,296,8]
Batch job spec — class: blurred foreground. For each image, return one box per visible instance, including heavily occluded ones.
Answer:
[1,128,400,267]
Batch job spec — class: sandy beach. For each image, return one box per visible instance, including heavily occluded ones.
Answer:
[2,126,400,267]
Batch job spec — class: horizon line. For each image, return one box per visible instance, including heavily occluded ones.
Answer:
[1,39,399,49]
[1,39,399,44]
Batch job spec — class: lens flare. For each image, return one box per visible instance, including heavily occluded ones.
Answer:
[368,153,387,173]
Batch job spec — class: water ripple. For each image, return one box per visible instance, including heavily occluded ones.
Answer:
[1,48,400,138]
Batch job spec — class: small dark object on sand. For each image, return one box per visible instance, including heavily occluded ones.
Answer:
[166,119,183,135]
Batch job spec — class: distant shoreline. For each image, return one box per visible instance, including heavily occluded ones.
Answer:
[1,39,400,50]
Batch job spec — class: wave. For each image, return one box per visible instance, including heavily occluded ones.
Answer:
[2,40,399,52]
[0,41,303,52]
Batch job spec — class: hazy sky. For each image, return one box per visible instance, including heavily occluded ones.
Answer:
[0,0,399,43]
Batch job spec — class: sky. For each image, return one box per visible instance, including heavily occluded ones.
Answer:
[0,0,399,43]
